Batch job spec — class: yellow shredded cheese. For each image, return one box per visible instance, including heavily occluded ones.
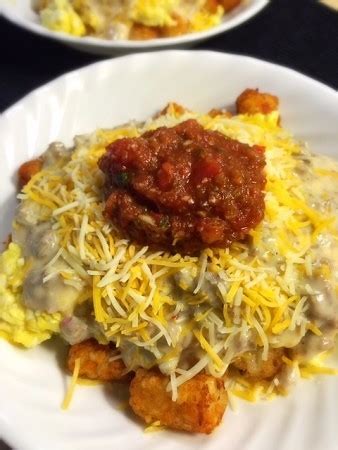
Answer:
[193,329,224,369]
[144,421,165,433]
[61,358,81,410]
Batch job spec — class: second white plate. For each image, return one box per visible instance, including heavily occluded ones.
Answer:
[2,0,269,55]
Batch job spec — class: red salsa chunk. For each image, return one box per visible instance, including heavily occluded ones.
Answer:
[99,119,266,254]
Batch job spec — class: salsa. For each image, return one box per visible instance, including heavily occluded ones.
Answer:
[99,119,266,254]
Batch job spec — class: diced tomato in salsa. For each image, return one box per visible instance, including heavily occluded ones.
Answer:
[99,119,266,254]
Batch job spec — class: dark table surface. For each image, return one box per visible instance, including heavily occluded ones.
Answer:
[1,0,338,114]
[0,0,337,449]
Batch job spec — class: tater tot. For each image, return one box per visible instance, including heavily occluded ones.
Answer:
[208,108,232,118]
[218,0,242,12]
[232,348,285,380]
[161,15,189,38]
[205,0,219,13]
[18,158,43,188]
[236,88,279,115]
[129,24,160,40]
[155,102,188,118]
[68,339,130,382]
[129,369,227,434]
[205,0,241,13]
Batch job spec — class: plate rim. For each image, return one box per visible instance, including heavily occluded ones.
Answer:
[2,50,338,121]
[2,0,269,49]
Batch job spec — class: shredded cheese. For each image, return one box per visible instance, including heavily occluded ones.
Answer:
[144,421,165,433]
[62,358,81,410]
[17,108,338,398]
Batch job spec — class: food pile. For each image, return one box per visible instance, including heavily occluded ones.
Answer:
[1,89,338,433]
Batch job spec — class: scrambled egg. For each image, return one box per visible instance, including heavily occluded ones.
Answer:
[191,6,223,32]
[130,0,180,27]
[40,0,86,36]
[69,0,107,33]
[0,243,61,348]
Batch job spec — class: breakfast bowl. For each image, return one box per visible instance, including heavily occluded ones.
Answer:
[2,0,269,55]
[1,51,338,450]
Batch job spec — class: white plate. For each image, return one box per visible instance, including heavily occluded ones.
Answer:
[1,51,338,450]
[2,0,269,55]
